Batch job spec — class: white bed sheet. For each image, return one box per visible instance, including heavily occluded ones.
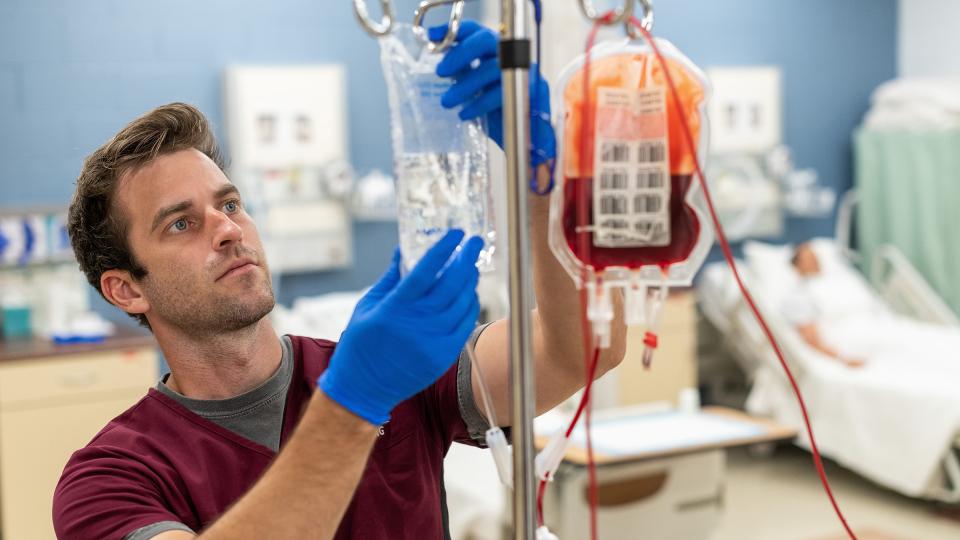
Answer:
[702,241,960,497]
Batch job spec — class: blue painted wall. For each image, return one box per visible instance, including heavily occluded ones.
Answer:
[0,0,897,318]
[651,0,897,247]
[0,0,477,317]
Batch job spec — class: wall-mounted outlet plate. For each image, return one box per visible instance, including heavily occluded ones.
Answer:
[224,65,353,274]
[707,66,782,154]
[225,65,347,168]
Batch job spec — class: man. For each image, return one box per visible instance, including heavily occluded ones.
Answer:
[783,242,864,368]
[53,21,626,540]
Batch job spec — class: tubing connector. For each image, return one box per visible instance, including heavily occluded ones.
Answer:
[536,525,560,540]
[535,430,570,481]
[486,427,513,487]
[586,281,614,349]
[641,330,658,369]
[641,279,670,368]
[625,279,646,326]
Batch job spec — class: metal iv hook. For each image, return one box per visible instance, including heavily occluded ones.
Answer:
[413,0,466,53]
[353,0,464,53]
[625,0,654,39]
[353,0,395,37]
[578,0,654,38]
[578,0,635,25]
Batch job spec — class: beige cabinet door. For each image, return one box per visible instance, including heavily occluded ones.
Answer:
[1,393,145,540]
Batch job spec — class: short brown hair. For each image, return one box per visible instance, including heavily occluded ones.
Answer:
[68,102,226,328]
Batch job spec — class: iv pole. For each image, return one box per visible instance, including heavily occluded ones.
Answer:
[352,0,537,536]
[497,1,537,538]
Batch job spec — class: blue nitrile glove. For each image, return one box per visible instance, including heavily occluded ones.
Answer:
[430,21,556,168]
[319,230,483,425]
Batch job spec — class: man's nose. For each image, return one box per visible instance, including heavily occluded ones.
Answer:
[210,208,243,249]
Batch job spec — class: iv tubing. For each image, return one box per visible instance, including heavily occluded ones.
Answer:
[629,17,858,540]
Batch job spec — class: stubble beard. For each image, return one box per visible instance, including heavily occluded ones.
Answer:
[143,253,276,338]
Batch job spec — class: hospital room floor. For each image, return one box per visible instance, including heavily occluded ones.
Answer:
[713,446,960,540]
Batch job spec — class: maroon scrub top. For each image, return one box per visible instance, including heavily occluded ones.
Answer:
[53,335,475,539]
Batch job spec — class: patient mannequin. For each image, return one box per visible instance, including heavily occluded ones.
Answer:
[784,243,866,369]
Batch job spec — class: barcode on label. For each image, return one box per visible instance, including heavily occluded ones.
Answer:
[635,221,666,236]
[600,170,629,190]
[592,86,671,248]
[599,219,630,230]
[600,195,629,215]
[637,170,665,189]
[637,142,666,164]
[601,142,630,163]
[634,194,663,214]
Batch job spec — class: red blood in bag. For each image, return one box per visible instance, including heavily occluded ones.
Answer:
[562,174,700,271]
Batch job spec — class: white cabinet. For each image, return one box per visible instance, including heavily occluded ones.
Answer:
[0,334,157,540]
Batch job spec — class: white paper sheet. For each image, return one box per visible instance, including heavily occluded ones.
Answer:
[544,411,766,457]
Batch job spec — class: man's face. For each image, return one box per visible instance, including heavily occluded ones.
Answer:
[794,244,821,277]
[115,148,274,335]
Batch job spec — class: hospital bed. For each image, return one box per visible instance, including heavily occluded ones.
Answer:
[696,237,960,503]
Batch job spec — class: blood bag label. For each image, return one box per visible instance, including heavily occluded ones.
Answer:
[592,86,671,247]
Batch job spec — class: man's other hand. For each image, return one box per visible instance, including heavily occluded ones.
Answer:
[431,20,556,167]
[319,230,483,425]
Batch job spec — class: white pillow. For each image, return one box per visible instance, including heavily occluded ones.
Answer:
[742,241,800,307]
[742,241,792,274]
[806,238,886,319]
[744,238,883,321]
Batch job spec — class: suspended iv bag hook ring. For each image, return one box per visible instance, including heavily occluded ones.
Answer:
[413,0,465,53]
[354,0,395,37]
[625,0,655,39]
[579,0,635,25]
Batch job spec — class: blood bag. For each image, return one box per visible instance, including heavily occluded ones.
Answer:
[379,24,497,273]
[548,37,714,352]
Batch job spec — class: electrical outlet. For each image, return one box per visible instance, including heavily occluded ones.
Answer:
[707,67,782,154]
[224,65,347,168]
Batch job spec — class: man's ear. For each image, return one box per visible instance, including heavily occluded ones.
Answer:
[100,269,150,317]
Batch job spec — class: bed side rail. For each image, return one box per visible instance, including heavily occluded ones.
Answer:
[871,245,960,327]
[926,435,960,503]
[721,265,810,382]
[835,189,860,265]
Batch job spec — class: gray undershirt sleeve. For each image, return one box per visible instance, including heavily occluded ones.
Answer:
[125,520,195,540]
[456,323,498,446]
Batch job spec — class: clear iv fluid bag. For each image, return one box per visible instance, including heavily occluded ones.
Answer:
[380,24,496,273]
[548,38,714,290]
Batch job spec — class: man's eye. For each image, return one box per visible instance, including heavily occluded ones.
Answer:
[224,201,239,213]
[171,218,188,232]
